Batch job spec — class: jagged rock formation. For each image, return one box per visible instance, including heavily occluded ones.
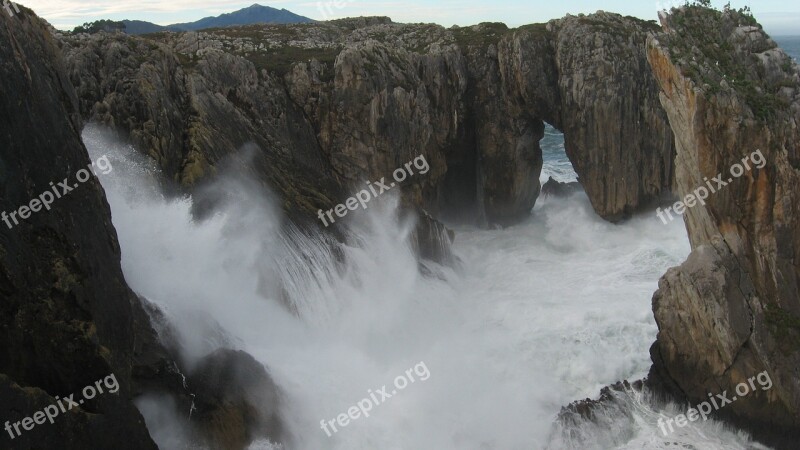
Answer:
[60,12,675,227]
[61,29,341,216]
[541,176,583,198]
[646,6,800,447]
[549,14,676,221]
[0,8,157,449]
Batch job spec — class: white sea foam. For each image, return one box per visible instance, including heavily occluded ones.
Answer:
[82,123,768,449]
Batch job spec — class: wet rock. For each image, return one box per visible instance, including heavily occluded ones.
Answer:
[187,349,284,450]
[130,296,193,406]
[550,380,646,449]
[541,176,583,198]
[132,298,285,449]
[410,209,456,264]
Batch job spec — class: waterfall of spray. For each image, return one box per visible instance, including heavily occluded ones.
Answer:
[82,123,770,450]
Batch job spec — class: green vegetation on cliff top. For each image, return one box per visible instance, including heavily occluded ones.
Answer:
[665,3,792,122]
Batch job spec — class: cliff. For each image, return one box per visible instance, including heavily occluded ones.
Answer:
[549,14,676,221]
[646,5,800,447]
[1,9,284,450]
[12,4,796,448]
[60,12,675,226]
[0,8,158,449]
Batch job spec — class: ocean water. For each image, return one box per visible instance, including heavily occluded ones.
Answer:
[775,36,800,60]
[83,122,770,449]
[541,125,576,183]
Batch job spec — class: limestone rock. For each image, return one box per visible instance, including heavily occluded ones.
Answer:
[61,13,676,228]
[550,13,676,221]
[646,6,800,447]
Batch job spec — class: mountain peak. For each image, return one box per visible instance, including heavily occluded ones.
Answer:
[120,4,313,35]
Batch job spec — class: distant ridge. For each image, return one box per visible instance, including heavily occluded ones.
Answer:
[121,4,313,35]
[120,20,182,35]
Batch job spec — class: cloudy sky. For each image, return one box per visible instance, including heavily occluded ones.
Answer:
[17,0,800,35]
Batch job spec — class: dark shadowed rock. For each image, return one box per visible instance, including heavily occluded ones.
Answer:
[130,296,194,405]
[557,380,639,425]
[410,209,456,264]
[0,7,157,449]
[187,349,284,450]
[549,380,652,448]
[541,176,583,198]
[131,297,286,449]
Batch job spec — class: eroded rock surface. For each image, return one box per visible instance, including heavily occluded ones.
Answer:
[550,13,676,221]
[647,6,800,447]
[60,13,675,226]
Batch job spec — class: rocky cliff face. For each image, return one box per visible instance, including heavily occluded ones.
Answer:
[1,9,285,450]
[549,14,676,221]
[0,8,157,449]
[6,3,800,449]
[60,13,675,227]
[646,6,800,447]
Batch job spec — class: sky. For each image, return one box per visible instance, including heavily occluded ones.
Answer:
[16,0,800,36]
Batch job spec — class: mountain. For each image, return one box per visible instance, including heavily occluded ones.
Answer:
[120,20,181,35]
[171,4,314,31]
[648,8,800,449]
[121,4,313,35]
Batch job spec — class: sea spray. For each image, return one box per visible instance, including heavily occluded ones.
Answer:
[83,123,761,449]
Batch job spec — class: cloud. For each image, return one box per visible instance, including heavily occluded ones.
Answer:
[25,0,538,29]
[21,0,800,32]
[23,0,270,28]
